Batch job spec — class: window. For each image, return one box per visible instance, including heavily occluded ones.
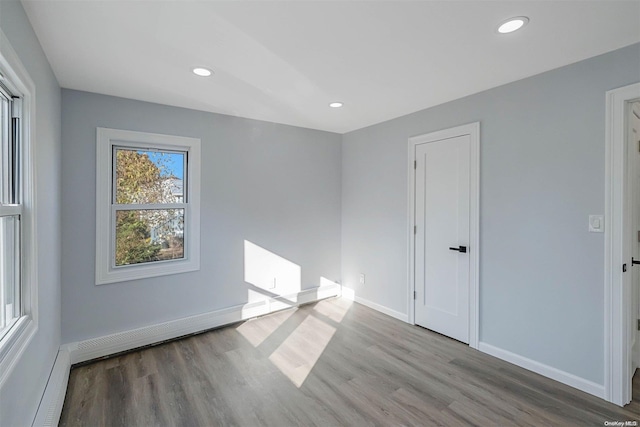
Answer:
[0,29,37,384]
[96,128,200,285]
[0,84,21,342]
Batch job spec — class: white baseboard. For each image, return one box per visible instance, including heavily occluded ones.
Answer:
[478,342,605,399]
[355,296,408,322]
[63,284,339,365]
[32,348,71,427]
[341,288,408,323]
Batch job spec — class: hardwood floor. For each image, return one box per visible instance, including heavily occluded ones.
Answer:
[60,297,640,426]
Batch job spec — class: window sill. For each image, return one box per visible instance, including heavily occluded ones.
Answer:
[96,258,200,285]
[0,315,36,386]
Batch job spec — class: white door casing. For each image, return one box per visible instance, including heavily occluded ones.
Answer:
[604,82,640,406]
[408,122,479,349]
[630,102,640,373]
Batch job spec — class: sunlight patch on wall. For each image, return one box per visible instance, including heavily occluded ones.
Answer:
[236,307,296,348]
[244,240,301,301]
[268,314,336,388]
[319,276,338,289]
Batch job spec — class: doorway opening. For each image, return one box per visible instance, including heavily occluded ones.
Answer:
[631,101,640,377]
[604,82,640,406]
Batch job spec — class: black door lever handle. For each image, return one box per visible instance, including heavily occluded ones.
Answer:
[633,257,640,265]
[449,246,467,253]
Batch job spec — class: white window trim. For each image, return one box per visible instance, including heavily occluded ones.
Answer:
[96,128,201,285]
[0,28,38,387]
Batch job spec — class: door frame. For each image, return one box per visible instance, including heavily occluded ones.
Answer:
[605,82,640,406]
[407,122,480,349]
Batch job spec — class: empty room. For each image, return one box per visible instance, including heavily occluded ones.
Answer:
[0,0,640,426]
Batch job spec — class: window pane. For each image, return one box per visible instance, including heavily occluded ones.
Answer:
[115,148,184,204]
[115,209,184,266]
[0,96,5,203]
[0,215,19,340]
[0,93,19,205]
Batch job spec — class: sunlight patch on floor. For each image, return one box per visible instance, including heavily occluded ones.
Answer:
[313,297,352,323]
[268,314,336,387]
[236,308,296,348]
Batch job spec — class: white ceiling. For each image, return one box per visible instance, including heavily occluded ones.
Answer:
[21,0,640,133]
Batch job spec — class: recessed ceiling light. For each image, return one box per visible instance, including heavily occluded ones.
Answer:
[497,16,529,34]
[192,67,212,77]
[329,102,343,108]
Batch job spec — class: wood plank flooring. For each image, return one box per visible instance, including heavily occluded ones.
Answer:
[60,297,640,426]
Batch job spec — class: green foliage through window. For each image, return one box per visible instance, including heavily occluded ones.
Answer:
[114,149,185,266]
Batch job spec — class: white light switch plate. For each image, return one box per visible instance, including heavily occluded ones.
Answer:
[589,215,604,233]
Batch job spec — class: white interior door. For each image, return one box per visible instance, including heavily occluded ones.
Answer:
[414,134,470,343]
[630,102,640,373]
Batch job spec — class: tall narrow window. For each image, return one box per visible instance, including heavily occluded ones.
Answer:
[0,29,37,386]
[0,86,21,342]
[96,128,201,284]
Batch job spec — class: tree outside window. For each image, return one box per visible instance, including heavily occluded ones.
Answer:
[114,149,185,266]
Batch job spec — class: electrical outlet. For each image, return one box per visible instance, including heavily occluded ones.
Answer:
[359,273,365,285]
[589,215,604,233]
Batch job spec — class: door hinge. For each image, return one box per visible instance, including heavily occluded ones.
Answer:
[623,263,628,272]
[413,291,416,300]
[637,319,640,331]
[414,225,417,234]
[414,160,417,169]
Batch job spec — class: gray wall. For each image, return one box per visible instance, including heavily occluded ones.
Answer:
[0,1,62,426]
[61,90,342,343]
[342,43,640,385]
